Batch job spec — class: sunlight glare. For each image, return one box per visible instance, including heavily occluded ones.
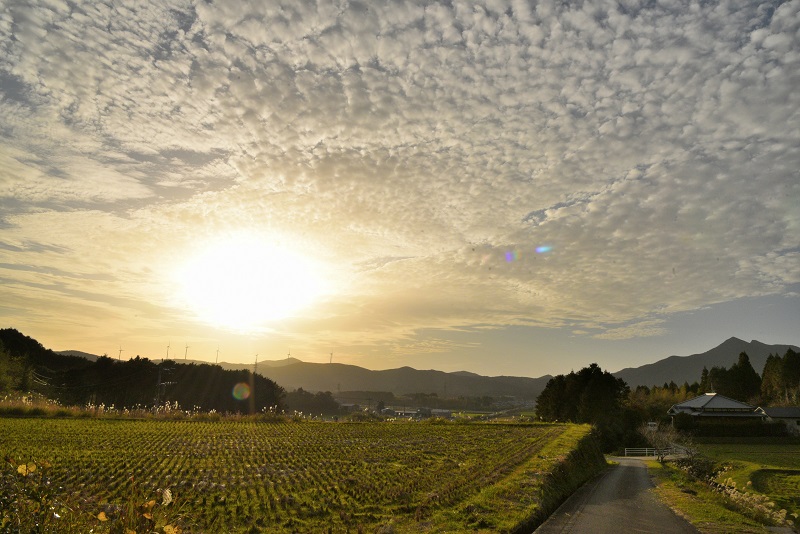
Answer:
[174,233,328,332]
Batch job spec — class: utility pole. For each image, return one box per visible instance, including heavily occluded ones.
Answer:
[118,346,123,361]
[250,354,258,415]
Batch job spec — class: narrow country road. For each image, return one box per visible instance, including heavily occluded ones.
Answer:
[534,456,698,533]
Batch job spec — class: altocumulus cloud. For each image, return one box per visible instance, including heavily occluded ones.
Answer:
[0,0,798,348]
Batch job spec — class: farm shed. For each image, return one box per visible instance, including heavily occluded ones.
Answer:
[755,406,800,436]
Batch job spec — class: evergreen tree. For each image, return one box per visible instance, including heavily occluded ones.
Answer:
[699,366,710,393]
[783,349,800,403]
[535,374,568,421]
[761,354,784,403]
[536,363,628,424]
[0,342,19,394]
[708,352,761,402]
[733,352,762,401]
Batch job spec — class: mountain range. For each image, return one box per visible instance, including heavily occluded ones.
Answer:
[54,336,798,399]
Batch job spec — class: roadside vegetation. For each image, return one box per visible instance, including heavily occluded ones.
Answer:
[639,428,799,533]
[645,459,774,534]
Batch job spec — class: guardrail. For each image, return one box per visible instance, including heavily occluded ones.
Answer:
[624,447,674,457]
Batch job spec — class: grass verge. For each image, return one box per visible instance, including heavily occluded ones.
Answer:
[694,437,800,521]
[644,459,777,534]
[417,424,607,533]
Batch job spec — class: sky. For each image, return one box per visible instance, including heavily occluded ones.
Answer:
[1,0,798,379]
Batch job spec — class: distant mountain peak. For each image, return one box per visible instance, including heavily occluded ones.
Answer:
[614,338,799,388]
[721,336,746,345]
[450,370,480,377]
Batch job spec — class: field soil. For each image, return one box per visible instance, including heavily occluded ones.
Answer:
[1,418,605,533]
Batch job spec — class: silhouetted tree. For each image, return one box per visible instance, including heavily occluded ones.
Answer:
[708,352,761,402]
[0,342,20,394]
[536,363,631,451]
[535,374,568,421]
[699,366,710,393]
[761,354,784,403]
[285,388,340,415]
[784,349,800,404]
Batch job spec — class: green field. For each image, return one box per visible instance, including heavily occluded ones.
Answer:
[695,437,800,519]
[1,418,598,533]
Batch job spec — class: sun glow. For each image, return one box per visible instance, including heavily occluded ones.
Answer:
[174,233,329,332]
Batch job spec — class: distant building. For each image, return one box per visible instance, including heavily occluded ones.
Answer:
[386,407,417,417]
[755,406,800,436]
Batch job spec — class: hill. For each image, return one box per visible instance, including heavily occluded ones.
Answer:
[57,350,99,362]
[1,328,283,412]
[21,329,799,403]
[1,329,92,372]
[613,337,800,388]
[54,346,550,401]
[251,361,551,400]
[55,353,302,368]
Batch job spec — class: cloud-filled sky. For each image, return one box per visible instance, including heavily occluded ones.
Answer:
[1,0,798,378]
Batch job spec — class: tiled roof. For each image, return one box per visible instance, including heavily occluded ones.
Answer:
[759,407,800,418]
[672,393,755,410]
[667,393,760,416]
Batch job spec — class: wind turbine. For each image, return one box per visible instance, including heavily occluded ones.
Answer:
[184,343,189,360]
[166,341,170,361]
[118,346,124,361]
[216,347,219,364]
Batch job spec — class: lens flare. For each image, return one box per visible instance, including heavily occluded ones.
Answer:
[535,245,552,254]
[232,382,250,400]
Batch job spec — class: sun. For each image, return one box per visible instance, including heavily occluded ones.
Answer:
[173,232,328,332]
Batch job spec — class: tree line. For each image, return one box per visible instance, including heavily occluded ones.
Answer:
[629,349,799,415]
[0,328,285,413]
[536,349,799,451]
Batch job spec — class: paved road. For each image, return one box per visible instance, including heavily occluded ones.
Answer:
[534,457,698,533]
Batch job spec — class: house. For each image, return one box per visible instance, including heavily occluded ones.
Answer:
[667,393,763,422]
[755,406,800,436]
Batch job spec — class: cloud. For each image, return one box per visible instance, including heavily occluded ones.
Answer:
[593,320,667,341]
[1,0,798,359]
